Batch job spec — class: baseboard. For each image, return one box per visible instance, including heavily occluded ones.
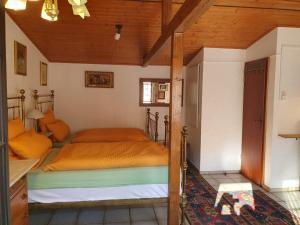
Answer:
[200,170,241,175]
[263,184,300,192]
[187,161,241,175]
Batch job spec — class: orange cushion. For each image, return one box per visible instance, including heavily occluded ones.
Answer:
[8,117,25,140]
[9,129,52,159]
[46,120,70,142]
[38,110,55,133]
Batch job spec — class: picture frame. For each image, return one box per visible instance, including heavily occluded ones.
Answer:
[158,91,166,99]
[14,41,27,75]
[85,71,114,88]
[159,83,168,91]
[40,62,48,86]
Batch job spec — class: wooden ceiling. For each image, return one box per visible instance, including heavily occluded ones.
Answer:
[6,0,300,65]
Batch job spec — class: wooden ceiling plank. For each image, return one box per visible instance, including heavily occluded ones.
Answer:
[143,0,216,66]
[162,0,173,32]
[214,0,300,11]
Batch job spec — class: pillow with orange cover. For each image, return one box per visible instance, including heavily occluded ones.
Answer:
[8,117,25,140]
[9,129,52,159]
[38,110,55,133]
[46,120,70,142]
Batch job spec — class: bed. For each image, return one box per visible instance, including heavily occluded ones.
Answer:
[33,90,170,147]
[28,141,169,207]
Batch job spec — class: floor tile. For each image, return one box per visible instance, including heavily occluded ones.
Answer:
[285,200,300,210]
[227,173,243,178]
[48,208,78,225]
[78,207,104,225]
[29,209,53,225]
[211,174,229,179]
[131,207,156,221]
[104,208,130,223]
[154,206,167,220]
[105,223,130,225]
[215,178,235,184]
[158,220,167,225]
[205,178,218,185]
[132,221,158,225]
[201,174,212,179]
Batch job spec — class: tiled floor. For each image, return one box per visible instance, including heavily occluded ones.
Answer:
[202,172,300,219]
[30,205,168,225]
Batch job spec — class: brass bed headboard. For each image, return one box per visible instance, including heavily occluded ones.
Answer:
[33,90,54,112]
[7,89,26,125]
[146,108,170,146]
[146,108,159,142]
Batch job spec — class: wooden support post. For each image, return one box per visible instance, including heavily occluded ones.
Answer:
[162,0,172,32]
[168,32,183,225]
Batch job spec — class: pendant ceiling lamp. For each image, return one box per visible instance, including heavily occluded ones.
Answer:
[68,0,87,5]
[41,0,59,21]
[5,0,90,21]
[72,5,90,19]
[5,0,27,10]
[68,0,90,19]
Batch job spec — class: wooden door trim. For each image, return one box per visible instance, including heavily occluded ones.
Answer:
[0,2,11,225]
[242,57,269,186]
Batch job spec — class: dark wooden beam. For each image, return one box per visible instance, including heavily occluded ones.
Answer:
[0,2,11,225]
[162,0,172,32]
[214,0,300,11]
[143,0,215,66]
[168,32,183,225]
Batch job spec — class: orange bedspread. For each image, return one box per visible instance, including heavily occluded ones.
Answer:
[44,141,168,171]
[71,128,148,143]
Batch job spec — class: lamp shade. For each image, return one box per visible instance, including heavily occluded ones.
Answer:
[5,0,27,10]
[27,109,44,120]
[41,0,59,21]
[72,4,90,19]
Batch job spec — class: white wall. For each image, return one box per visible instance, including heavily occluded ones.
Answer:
[247,27,300,189]
[49,63,170,139]
[5,13,50,127]
[186,48,245,172]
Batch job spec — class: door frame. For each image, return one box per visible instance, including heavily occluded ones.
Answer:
[242,57,269,186]
[0,3,11,225]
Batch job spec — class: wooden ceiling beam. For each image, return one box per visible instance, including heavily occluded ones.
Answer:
[214,0,300,11]
[143,0,215,66]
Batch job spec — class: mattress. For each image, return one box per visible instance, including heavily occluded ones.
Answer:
[28,149,168,190]
[29,184,168,203]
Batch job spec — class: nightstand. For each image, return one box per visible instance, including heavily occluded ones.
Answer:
[9,160,38,225]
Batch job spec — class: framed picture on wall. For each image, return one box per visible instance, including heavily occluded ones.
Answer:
[40,62,48,86]
[158,91,165,99]
[159,83,168,91]
[14,41,27,76]
[85,71,114,88]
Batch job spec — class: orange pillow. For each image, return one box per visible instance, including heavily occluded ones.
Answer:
[46,120,70,142]
[8,117,25,140]
[38,110,55,133]
[9,129,52,159]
